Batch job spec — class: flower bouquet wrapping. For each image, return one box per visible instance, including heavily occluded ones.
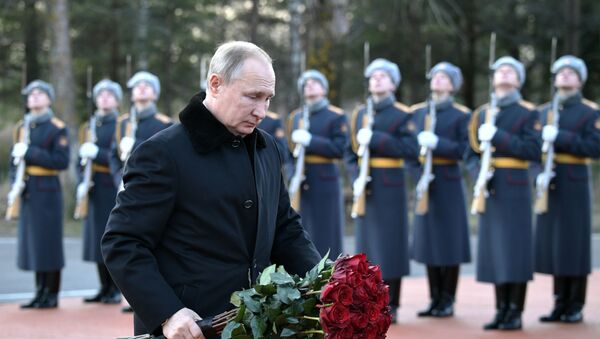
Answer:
[217,253,392,338]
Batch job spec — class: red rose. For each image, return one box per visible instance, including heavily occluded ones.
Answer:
[368,265,383,283]
[328,326,354,339]
[363,324,378,339]
[376,313,392,335]
[320,304,350,329]
[321,282,353,306]
[364,273,379,294]
[376,285,389,307]
[350,311,369,329]
[346,271,363,288]
[354,286,369,302]
[331,268,348,284]
[363,302,380,322]
[335,253,368,274]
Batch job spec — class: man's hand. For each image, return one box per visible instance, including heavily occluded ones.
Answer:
[356,128,373,146]
[79,142,99,159]
[11,142,28,159]
[478,123,497,142]
[291,129,312,146]
[162,307,205,339]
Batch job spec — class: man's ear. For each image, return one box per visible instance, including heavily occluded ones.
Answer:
[207,74,222,96]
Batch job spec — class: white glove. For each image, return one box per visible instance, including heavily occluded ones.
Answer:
[7,182,25,204]
[76,183,89,200]
[79,142,99,159]
[417,131,439,150]
[535,172,554,189]
[11,142,28,158]
[291,129,312,146]
[119,137,135,156]
[542,125,558,143]
[356,128,373,146]
[478,123,497,142]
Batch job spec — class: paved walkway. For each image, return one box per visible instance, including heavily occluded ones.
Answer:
[1,272,598,338]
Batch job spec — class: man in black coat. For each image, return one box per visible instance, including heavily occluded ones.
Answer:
[102,41,321,339]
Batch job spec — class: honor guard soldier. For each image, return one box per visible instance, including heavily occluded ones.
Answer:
[349,58,418,322]
[77,79,122,304]
[410,62,471,318]
[535,56,600,323]
[466,56,541,330]
[9,80,70,309]
[287,70,349,257]
[258,111,292,178]
[109,71,173,189]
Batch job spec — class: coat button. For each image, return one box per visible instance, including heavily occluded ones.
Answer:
[302,183,309,191]
[243,199,254,208]
[232,139,241,148]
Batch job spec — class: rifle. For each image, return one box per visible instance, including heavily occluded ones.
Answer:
[471,32,497,215]
[199,54,210,91]
[74,66,96,219]
[415,44,436,215]
[351,41,372,218]
[118,55,134,192]
[534,37,559,214]
[288,104,309,210]
[6,63,31,220]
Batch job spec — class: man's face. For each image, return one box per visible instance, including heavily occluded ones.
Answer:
[493,65,520,89]
[554,67,582,90]
[131,81,157,102]
[27,88,51,111]
[303,78,326,99]
[209,57,275,136]
[95,90,119,111]
[369,70,396,95]
[430,72,454,93]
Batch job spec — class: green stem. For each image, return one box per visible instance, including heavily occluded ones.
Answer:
[305,290,322,296]
[301,330,325,335]
[303,316,320,321]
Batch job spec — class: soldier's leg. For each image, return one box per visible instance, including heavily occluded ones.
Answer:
[418,266,442,317]
[84,263,109,303]
[101,263,123,304]
[37,270,60,308]
[387,278,401,323]
[20,272,44,309]
[499,282,526,330]
[483,283,509,330]
[540,275,568,322]
[432,265,459,317]
[561,275,586,323]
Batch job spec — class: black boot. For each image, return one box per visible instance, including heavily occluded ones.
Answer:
[432,266,458,317]
[483,284,508,330]
[418,266,441,317]
[540,276,567,322]
[561,276,586,323]
[37,271,60,309]
[101,272,122,305]
[387,278,401,323]
[85,263,109,303]
[499,283,526,330]
[20,272,44,309]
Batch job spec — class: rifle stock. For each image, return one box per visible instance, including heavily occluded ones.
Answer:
[534,189,548,214]
[288,105,309,211]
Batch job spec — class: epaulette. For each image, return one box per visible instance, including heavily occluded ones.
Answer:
[350,106,366,153]
[409,102,427,112]
[453,102,471,114]
[519,100,536,111]
[155,113,173,124]
[79,122,90,144]
[468,104,488,154]
[51,117,66,129]
[286,111,298,150]
[328,105,344,115]
[394,102,411,113]
[582,98,599,110]
[266,111,280,120]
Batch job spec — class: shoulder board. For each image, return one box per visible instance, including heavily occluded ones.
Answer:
[266,111,280,120]
[117,113,130,123]
[328,105,344,115]
[394,102,411,113]
[453,103,471,114]
[155,113,173,124]
[582,98,599,110]
[410,102,427,112]
[51,117,65,128]
[519,100,536,111]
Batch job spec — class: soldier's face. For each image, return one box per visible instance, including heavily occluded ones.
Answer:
[430,72,454,93]
[27,88,51,111]
[369,70,396,95]
[209,57,275,136]
[131,81,157,102]
[95,90,119,111]
[493,65,519,89]
[554,67,582,90]
[303,78,326,99]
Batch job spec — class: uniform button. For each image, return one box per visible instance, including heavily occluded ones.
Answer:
[232,139,241,148]
[302,183,309,191]
[243,199,254,208]
[550,184,556,190]
[489,189,495,195]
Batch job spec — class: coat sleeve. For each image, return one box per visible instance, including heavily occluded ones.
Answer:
[554,110,600,158]
[369,114,419,159]
[102,138,184,335]
[434,113,470,160]
[24,127,70,170]
[306,114,349,158]
[109,135,124,188]
[490,109,542,161]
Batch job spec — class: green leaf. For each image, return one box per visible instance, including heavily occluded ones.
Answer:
[230,292,242,307]
[259,264,277,285]
[235,304,246,323]
[286,317,299,324]
[280,328,297,337]
[221,322,242,339]
[254,284,277,296]
[276,286,301,304]
[250,315,267,338]
[270,272,295,285]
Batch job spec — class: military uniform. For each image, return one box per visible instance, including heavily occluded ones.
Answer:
[258,111,292,178]
[287,98,348,258]
[466,91,541,328]
[410,98,471,315]
[349,94,418,312]
[11,110,69,307]
[535,93,600,320]
[109,105,173,187]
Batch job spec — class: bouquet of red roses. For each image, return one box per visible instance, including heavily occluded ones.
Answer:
[217,253,391,339]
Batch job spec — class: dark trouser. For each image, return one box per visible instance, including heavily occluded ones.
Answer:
[418,265,459,317]
[21,270,61,309]
[541,275,587,323]
[387,278,401,308]
[484,282,527,330]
